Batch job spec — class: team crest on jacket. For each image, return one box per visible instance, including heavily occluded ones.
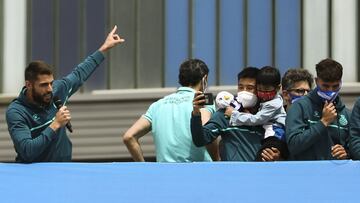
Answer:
[339,115,348,126]
[32,114,40,121]
[313,111,320,118]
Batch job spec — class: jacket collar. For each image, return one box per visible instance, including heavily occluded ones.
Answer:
[177,86,196,93]
[17,86,48,111]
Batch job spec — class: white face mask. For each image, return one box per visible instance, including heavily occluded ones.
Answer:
[236,91,258,108]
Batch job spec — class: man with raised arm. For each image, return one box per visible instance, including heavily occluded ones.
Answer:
[6,26,124,163]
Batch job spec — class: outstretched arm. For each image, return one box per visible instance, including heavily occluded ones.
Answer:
[58,25,125,98]
[191,92,223,147]
[201,108,221,161]
[123,117,151,162]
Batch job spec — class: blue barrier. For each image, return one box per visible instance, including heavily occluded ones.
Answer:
[0,161,359,202]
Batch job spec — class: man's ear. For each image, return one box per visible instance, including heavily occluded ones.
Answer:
[276,84,281,91]
[282,90,293,106]
[282,90,289,100]
[25,80,32,89]
[315,77,319,84]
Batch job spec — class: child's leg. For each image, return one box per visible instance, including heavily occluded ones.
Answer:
[256,125,288,161]
[263,124,275,138]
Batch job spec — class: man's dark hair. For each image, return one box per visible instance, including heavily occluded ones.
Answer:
[256,66,281,87]
[315,58,343,82]
[282,68,314,90]
[178,59,209,86]
[25,61,53,82]
[237,67,259,82]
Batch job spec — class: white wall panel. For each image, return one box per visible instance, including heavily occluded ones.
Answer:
[332,0,357,82]
[3,0,27,93]
[303,0,329,77]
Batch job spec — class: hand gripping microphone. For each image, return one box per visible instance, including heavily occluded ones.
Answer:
[53,96,73,133]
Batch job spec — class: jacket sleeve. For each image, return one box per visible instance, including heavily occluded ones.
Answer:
[56,51,105,97]
[350,98,360,159]
[229,100,282,126]
[6,109,57,162]
[285,102,327,156]
[191,113,223,147]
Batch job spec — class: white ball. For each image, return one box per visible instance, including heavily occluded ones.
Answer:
[215,91,234,109]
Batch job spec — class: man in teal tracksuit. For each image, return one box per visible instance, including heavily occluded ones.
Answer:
[6,26,124,163]
[286,58,350,160]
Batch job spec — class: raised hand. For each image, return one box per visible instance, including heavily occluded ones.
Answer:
[99,25,125,53]
[320,101,337,126]
[192,91,205,115]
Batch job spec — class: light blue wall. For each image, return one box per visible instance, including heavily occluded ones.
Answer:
[165,0,189,87]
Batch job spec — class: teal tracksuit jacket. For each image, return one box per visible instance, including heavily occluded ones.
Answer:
[191,109,263,161]
[350,97,360,159]
[6,51,104,163]
[285,90,351,160]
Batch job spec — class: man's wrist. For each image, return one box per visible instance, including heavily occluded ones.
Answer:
[192,109,201,116]
[98,46,107,54]
[49,122,61,131]
[320,119,329,127]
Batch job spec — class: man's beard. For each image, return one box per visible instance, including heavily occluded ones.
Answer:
[32,88,53,107]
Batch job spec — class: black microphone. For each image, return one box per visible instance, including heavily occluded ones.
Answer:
[53,96,73,133]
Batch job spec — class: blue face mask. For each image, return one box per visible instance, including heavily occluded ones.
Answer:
[316,86,339,102]
[289,94,303,104]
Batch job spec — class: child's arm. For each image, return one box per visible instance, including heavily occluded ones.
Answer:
[229,98,283,126]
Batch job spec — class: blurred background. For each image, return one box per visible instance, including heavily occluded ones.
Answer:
[0,0,359,162]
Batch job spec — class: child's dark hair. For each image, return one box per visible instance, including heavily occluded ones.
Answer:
[256,66,281,87]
